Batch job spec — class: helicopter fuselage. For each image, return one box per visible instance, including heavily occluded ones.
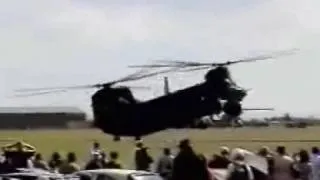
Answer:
[91,68,247,138]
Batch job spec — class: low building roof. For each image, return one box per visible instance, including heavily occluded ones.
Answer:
[0,106,85,114]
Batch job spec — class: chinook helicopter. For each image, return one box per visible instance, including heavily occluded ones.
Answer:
[14,49,297,141]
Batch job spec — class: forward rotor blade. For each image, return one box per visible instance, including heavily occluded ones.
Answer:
[131,48,299,69]
[211,48,299,66]
[177,66,210,72]
[153,60,203,66]
[128,64,177,68]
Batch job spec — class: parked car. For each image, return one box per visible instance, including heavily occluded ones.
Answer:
[72,169,163,180]
[0,168,66,180]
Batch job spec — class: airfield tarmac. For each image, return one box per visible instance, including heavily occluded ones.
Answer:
[0,126,319,167]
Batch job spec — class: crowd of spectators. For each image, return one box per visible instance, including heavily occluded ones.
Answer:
[1,139,320,180]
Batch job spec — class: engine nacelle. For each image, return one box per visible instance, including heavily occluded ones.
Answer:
[222,101,242,117]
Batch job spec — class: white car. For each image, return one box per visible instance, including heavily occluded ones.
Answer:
[72,169,163,180]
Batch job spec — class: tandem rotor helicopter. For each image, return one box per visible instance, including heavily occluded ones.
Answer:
[13,49,298,141]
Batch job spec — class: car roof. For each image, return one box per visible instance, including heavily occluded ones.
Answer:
[76,169,158,180]
[77,169,154,175]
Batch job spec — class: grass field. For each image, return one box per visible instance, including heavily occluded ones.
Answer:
[0,126,320,168]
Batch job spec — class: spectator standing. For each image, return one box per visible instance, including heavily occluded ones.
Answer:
[310,147,320,180]
[91,141,103,157]
[273,146,295,180]
[48,152,63,173]
[84,152,103,170]
[105,151,122,169]
[295,149,312,180]
[208,146,231,169]
[59,152,80,174]
[225,152,254,180]
[257,146,275,179]
[33,153,50,170]
[171,139,209,180]
[155,148,174,180]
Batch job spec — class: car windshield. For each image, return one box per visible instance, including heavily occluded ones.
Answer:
[130,174,163,180]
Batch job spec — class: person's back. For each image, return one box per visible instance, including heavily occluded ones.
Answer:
[33,153,49,170]
[85,153,103,170]
[310,147,320,180]
[297,162,312,180]
[172,150,202,180]
[273,146,295,180]
[135,147,153,171]
[59,162,81,174]
[105,151,122,169]
[172,139,208,180]
[156,148,174,179]
[59,152,80,174]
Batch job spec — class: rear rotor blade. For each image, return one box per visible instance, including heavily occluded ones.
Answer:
[14,85,95,93]
[11,89,69,97]
[116,85,151,90]
[14,68,171,95]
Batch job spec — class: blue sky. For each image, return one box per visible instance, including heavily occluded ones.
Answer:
[1,0,319,118]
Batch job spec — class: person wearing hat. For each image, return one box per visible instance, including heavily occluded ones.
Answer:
[225,152,254,180]
[2,141,36,169]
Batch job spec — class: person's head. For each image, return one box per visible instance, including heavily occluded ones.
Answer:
[232,152,245,166]
[110,151,118,160]
[163,148,171,156]
[220,146,230,157]
[312,147,319,155]
[299,149,310,163]
[67,152,77,163]
[258,146,270,157]
[35,153,43,161]
[276,146,286,155]
[178,139,192,151]
[93,141,100,149]
[51,152,61,161]
[135,140,144,148]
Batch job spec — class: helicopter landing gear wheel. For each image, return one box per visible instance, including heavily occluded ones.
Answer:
[113,136,121,141]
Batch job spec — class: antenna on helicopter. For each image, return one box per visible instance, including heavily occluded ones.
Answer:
[164,77,170,95]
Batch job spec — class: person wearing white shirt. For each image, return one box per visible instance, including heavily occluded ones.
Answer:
[90,141,103,158]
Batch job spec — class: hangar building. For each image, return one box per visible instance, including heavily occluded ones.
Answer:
[0,106,86,129]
